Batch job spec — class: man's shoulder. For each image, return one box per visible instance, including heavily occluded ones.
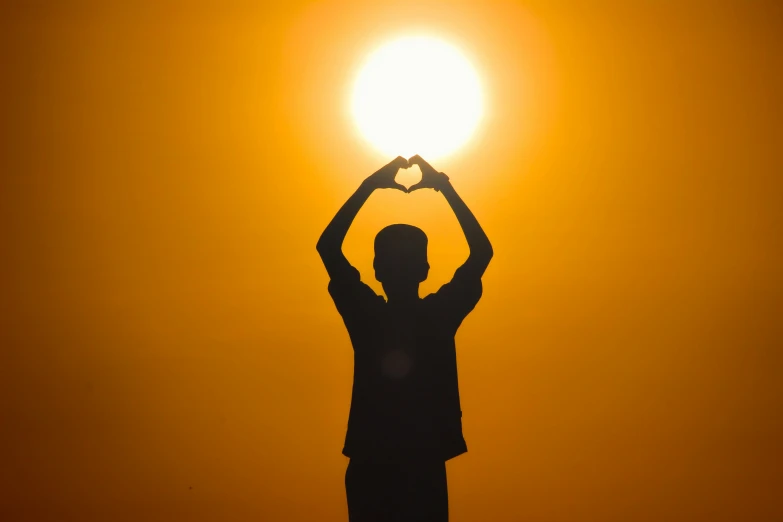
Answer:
[328,273,386,319]
[421,291,438,302]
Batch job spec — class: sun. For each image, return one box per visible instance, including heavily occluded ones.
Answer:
[351,36,484,161]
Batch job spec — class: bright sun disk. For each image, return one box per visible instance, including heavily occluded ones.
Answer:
[351,36,483,161]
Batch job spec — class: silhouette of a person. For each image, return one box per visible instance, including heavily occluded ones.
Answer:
[317,155,493,522]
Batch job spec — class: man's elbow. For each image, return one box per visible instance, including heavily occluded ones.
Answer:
[483,250,493,270]
[316,240,339,262]
[466,245,493,274]
[316,245,331,265]
[316,237,331,255]
[482,241,494,262]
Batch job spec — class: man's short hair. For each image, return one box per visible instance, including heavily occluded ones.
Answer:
[373,224,429,282]
[374,224,428,260]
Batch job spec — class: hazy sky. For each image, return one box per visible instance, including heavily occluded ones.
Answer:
[1,1,781,521]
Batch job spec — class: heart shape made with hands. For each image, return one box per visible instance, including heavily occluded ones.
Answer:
[395,163,423,191]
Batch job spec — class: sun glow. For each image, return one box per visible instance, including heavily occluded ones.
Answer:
[351,36,484,161]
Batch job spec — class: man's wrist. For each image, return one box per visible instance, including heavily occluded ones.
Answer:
[434,173,451,192]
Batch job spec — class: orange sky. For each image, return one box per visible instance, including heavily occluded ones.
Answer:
[1,1,782,521]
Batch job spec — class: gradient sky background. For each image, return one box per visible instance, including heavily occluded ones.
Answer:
[1,1,781,521]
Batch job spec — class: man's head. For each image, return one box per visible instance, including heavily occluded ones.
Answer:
[373,224,429,284]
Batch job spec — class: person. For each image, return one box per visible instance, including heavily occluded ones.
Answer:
[316,155,493,522]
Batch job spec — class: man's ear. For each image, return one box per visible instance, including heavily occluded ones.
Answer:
[417,263,430,283]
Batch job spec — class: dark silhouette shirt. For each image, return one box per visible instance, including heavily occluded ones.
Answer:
[328,264,482,461]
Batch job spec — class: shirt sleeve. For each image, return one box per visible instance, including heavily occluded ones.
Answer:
[429,263,484,334]
[327,264,383,325]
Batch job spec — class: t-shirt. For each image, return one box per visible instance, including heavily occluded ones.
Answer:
[328,263,482,461]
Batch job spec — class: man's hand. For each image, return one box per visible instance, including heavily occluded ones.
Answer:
[407,155,450,192]
[362,156,410,192]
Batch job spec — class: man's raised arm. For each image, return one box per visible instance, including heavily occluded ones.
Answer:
[316,156,410,280]
[408,155,493,278]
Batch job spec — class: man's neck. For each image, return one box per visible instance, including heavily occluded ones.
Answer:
[383,283,420,305]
